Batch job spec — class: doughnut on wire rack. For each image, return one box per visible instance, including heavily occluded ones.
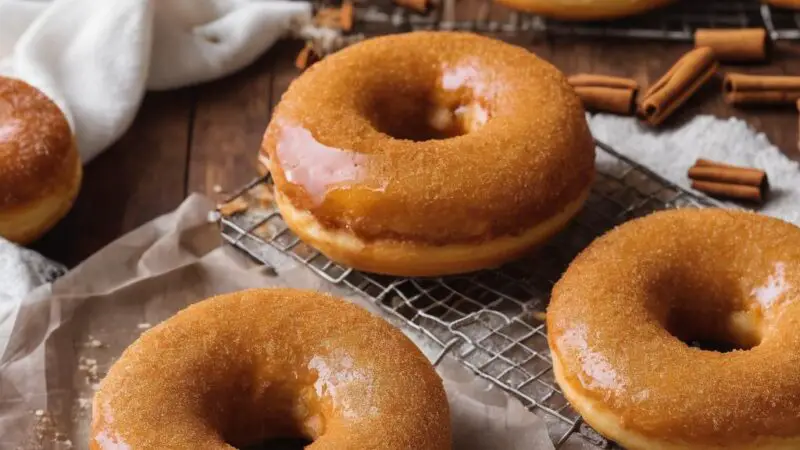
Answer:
[222,3,752,447]
[354,0,799,41]
[215,141,724,449]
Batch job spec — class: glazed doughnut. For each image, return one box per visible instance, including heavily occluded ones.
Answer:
[763,0,800,9]
[494,0,676,20]
[261,32,595,276]
[0,77,81,244]
[548,209,800,450]
[91,289,451,449]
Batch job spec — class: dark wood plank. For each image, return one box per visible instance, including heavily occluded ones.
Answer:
[270,41,305,111]
[187,46,280,198]
[32,89,194,267]
[186,40,301,200]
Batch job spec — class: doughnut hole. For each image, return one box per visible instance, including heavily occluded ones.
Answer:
[651,266,764,353]
[361,72,491,141]
[242,438,311,449]
[208,373,333,449]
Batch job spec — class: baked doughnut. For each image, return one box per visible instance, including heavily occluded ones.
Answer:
[91,288,451,449]
[763,0,800,9]
[0,77,81,244]
[495,0,676,20]
[548,209,800,449]
[261,32,594,276]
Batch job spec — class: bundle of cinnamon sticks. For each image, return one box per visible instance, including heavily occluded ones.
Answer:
[688,159,769,204]
[568,74,639,116]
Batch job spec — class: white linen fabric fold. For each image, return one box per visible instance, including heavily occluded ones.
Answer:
[0,0,311,348]
[0,0,311,162]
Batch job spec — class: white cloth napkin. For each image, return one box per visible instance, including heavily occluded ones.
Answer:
[0,0,311,337]
[0,0,311,162]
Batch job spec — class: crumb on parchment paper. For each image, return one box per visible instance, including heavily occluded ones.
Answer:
[82,335,104,349]
[23,409,74,450]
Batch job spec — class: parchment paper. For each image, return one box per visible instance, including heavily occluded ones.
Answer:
[0,194,554,450]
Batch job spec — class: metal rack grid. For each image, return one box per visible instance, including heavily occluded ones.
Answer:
[216,141,721,449]
[354,0,800,41]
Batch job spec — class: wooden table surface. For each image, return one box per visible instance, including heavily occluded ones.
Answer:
[33,38,800,266]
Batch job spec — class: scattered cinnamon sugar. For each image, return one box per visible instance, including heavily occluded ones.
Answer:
[73,397,92,419]
[25,409,73,449]
[254,221,279,240]
[250,183,275,206]
[293,242,317,260]
[78,356,101,390]
[217,197,249,216]
[82,335,104,349]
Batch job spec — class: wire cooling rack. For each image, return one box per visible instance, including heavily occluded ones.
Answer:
[353,0,800,41]
[216,141,719,449]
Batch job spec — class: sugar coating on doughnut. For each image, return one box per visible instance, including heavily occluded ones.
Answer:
[548,209,800,447]
[0,77,74,209]
[91,289,451,449]
[262,31,595,245]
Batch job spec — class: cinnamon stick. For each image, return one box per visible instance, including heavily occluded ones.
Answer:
[690,180,764,203]
[694,28,768,63]
[394,0,428,12]
[340,0,354,32]
[639,47,719,126]
[688,165,767,187]
[694,158,742,169]
[688,159,769,203]
[723,73,800,105]
[295,43,320,71]
[568,74,638,90]
[218,197,249,216]
[569,74,639,115]
[574,87,637,115]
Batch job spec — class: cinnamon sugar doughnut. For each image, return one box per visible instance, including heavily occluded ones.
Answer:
[548,209,800,449]
[0,77,81,244]
[261,32,595,276]
[495,0,676,20]
[92,289,451,449]
[763,0,800,9]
